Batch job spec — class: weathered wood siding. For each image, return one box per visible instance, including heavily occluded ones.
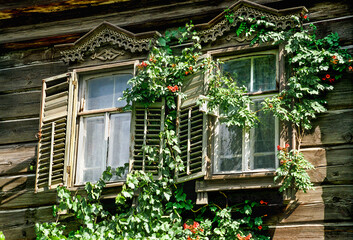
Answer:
[0,0,352,239]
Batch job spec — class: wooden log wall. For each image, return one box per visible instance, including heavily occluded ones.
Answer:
[0,0,352,239]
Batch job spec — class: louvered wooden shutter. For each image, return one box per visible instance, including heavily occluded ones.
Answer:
[176,71,208,183]
[35,73,76,192]
[130,99,165,178]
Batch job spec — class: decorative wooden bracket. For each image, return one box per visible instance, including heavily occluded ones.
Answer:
[196,192,208,205]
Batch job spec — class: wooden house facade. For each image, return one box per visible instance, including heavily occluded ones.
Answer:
[0,0,352,239]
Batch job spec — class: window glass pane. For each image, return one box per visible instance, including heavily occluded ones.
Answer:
[252,100,276,169]
[82,116,106,182]
[253,55,276,92]
[86,76,114,110]
[217,124,243,172]
[86,74,132,110]
[108,112,131,180]
[223,58,251,90]
[253,155,276,169]
[114,74,132,108]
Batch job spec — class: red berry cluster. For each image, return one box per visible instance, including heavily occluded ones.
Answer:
[185,66,193,75]
[278,144,292,165]
[277,143,289,151]
[321,74,335,83]
[236,233,252,240]
[138,61,148,69]
[149,57,157,63]
[184,221,203,240]
[167,85,179,92]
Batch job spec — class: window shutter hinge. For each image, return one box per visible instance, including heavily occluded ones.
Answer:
[66,166,71,174]
[72,80,78,87]
[35,130,42,140]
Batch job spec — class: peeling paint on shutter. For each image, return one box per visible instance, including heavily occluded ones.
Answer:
[130,99,165,178]
[35,73,76,192]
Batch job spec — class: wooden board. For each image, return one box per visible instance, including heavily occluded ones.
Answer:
[0,62,67,93]
[2,224,37,240]
[0,118,38,144]
[0,0,352,48]
[301,109,353,147]
[0,174,35,193]
[0,91,40,120]
[278,201,351,223]
[308,165,353,184]
[326,73,353,110]
[271,223,353,240]
[300,146,353,184]
[296,185,353,204]
[278,185,353,223]
[0,205,53,229]
[0,143,36,175]
[300,145,353,167]
[0,189,57,210]
[0,48,59,69]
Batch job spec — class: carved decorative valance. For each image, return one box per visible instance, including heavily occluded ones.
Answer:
[195,0,307,43]
[55,22,161,63]
[55,1,307,64]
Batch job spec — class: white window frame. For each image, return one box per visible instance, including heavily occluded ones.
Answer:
[74,63,136,186]
[213,50,279,175]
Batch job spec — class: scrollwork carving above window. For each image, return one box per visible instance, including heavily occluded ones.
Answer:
[55,22,161,64]
[91,48,125,61]
[195,1,307,44]
[54,0,307,65]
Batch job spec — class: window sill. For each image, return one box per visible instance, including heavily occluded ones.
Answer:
[197,172,278,193]
[69,181,125,191]
[205,170,276,180]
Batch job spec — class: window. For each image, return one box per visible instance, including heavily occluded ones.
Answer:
[76,70,132,184]
[213,51,279,174]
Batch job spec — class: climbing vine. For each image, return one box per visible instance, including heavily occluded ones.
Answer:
[209,11,353,192]
[35,8,352,240]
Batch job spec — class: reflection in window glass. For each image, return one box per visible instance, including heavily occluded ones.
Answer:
[223,58,251,90]
[87,77,114,110]
[252,100,276,169]
[223,54,276,92]
[218,124,243,172]
[253,55,276,92]
[86,74,132,110]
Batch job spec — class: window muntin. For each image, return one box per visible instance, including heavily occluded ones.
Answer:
[214,51,279,174]
[76,72,132,185]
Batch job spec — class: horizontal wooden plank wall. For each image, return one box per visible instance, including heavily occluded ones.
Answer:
[0,37,68,238]
[0,0,352,239]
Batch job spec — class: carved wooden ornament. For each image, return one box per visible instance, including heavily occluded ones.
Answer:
[55,22,161,63]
